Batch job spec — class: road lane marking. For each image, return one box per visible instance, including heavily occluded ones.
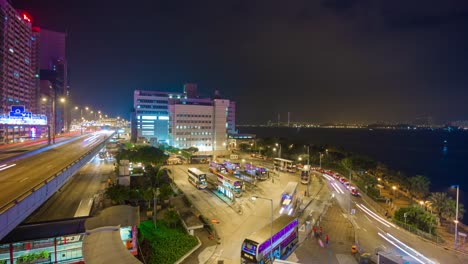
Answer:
[19,177,29,182]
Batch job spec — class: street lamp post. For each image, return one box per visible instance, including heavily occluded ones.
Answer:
[452,185,460,250]
[275,143,282,158]
[252,196,274,263]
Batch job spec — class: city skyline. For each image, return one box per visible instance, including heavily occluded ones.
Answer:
[14,0,468,124]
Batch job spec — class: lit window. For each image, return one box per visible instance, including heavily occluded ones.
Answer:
[8,48,14,53]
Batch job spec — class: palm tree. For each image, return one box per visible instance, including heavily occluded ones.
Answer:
[428,192,450,217]
[164,209,180,228]
[141,188,153,210]
[408,175,430,199]
[442,199,466,221]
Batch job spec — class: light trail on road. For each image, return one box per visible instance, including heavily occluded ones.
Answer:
[378,232,435,264]
[331,182,345,194]
[0,163,16,171]
[386,233,435,264]
[356,203,396,228]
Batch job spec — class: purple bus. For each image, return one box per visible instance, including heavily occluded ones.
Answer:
[241,216,298,263]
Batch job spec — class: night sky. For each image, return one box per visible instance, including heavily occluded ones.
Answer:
[14,0,468,124]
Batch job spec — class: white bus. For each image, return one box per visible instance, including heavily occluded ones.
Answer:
[273,158,296,173]
[280,182,298,215]
[188,168,208,190]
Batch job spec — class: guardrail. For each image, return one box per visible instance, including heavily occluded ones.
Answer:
[0,135,112,240]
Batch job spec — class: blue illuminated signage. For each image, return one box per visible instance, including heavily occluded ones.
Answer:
[0,106,47,125]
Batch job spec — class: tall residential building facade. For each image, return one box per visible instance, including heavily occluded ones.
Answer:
[0,1,36,143]
[0,1,35,113]
[133,84,233,153]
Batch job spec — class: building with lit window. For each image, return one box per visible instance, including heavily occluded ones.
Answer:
[0,1,36,143]
[168,98,230,153]
[133,84,234,154]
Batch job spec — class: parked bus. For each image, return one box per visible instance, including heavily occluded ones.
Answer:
[255,166,269,180]
[74,198,94,217]
[300,165,310,185]
[224,160,241,175]
[209,161,226,174]
[188,168,208,190]
[241,215,298,264]
[244,163,269,180]
[279,182,298,215]
[216,172,243,197]
[273,158,296,173]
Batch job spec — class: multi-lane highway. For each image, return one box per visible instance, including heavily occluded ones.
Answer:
[0,131,112,212]
[320,172,468,264]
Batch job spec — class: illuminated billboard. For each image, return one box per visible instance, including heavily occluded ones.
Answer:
[0,106,47,125]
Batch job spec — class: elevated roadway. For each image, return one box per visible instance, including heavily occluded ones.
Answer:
[0,131,113,240]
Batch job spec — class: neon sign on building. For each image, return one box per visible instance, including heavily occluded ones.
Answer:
[0,106,47,125]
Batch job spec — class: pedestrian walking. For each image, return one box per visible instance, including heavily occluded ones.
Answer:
[313,227,317,238]
[319,226,323,237]
[325,234,329,246]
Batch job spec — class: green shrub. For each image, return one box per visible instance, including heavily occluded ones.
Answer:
[139,220,198,264]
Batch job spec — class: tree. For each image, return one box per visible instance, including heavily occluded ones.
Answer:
[408,175,430,199]
[394,205,436,234]
[442,199,465,221]
[105,183,130,205]
[164,209,180,228]
[238,143,251,152]
[141,188,153,210]
[428,192,450,216]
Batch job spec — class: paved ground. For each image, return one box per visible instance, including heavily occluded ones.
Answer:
[289,201,358,264]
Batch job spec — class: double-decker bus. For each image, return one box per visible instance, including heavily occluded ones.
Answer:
[255,166,269,180]
[241,215,298,264]
[224,160,241,175]
[209,161,226,174]
[244,163,269,180]
[188,168,208,190]
[279,182,298,215]
[244,163,257,177]
[216,172,243,198]
[273,158,296,173]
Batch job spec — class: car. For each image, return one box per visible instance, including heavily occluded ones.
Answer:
[339,177,348,184]
[344,182,351,189]
[350,187,360,196]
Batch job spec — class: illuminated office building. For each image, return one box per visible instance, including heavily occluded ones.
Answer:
[133,84,234,153]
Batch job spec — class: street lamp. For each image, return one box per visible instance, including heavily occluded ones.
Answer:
[392,186,397,197]
[451,185,460,250]
[251,196,274,263]
[275,143,282,158]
